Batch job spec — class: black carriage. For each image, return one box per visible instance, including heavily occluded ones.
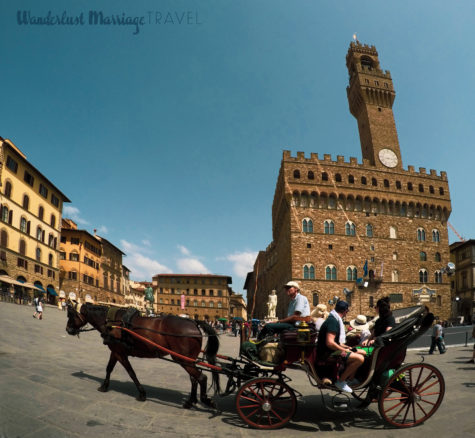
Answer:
[216,305,444,429]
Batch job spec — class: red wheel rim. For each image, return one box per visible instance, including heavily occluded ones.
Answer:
[236,378,296,429]
[378,363,445,428]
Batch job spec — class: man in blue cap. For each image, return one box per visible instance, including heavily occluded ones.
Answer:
[317,300,364,393]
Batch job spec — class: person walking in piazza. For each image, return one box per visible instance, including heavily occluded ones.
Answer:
[33,296,44,320]
[257,281,310,340]
[467,326,475,364]
[429,320,446,354]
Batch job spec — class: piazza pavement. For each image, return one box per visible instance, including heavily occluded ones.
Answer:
[0,300,474,438]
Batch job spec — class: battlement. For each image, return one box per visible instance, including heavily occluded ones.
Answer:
[282,150,448,181]
[348,41,378,56]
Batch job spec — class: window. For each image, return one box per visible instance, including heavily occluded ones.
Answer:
[303,264,315,279]
[325,265,337,280]
[371,178,377,186]
[393,252,398,260]
[419,269,428,283]
[4,181,12,198]
[38,206,44,220]
[346,266,357,281]
[22,195,29,210]
[39,184,48,198]
[384,179,389,188]
[335,173,342,182]
[432,229,440,242]
[1,206,8,223]
[71,237,80,244]
[48,253,53,266]
[322,172,328,181]
[293,169,300,179]
[34,264,43,274]
[348,175,354,184]
[201,289,206,296]
[407,182,413,191]
[361,176,367,185]
[6,156,18,173]
[69,252,79,261]
[50,215,56,228]
[324,220,334,235]
[418,184,424,193]
[420,251,427,261]
[308,171,314,180]
[439,187,444,195]
[366,224,373,237]
[434,252,441,262]
[201,300,205,307]
[0,230,7,247]
[51,194,59,207]
[24,171,34,187]
[434,271,442,283]
[389,226,397,239]
[20,217,27,233]
[417,228,426,241]
[36,226,42,240]
[396,181,401,189]
[69,271,77,280]
[349,246,354,251]
[59,251,66,260]
[312,293,319,306]
[345,222,356,236]
[36,247,41,262]
[218,290,222,297]
[17,257,28,269]
[392,270,399,282]
[19,239,26,255]
[209,290,214,296]
[302,218,313,233]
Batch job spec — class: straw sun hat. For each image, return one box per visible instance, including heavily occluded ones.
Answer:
[349,314,370,331]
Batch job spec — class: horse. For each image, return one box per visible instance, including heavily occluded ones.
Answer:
[66,301,220,409]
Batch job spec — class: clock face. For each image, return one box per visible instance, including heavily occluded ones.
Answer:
[378,148,398,168]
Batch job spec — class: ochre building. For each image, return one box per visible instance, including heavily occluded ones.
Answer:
[0,137,70,304]
[152,274,232,321]
[245,42,452,322]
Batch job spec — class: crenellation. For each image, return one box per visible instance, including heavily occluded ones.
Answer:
[323,154,331,161]
[430,169,437,176]
[310,152,319,160]
[419,167,426,174]
[407,165,415,172]
[297,151,305,159]
[337,155,344,163]
[349,157,358,165]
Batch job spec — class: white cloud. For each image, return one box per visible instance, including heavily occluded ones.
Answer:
[121,239,170,281]
[176,257,210,274]
[177,245,190,255]
[142,239,151,247]
[63,205,89,225]
[226,251,258,278]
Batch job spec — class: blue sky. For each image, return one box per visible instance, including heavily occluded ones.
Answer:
[1,1,474,294]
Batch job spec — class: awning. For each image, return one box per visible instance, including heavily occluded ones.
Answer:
[47,287,58,296]
[0,275,29,287]
[23,282,43,291]
[35,284,46,293]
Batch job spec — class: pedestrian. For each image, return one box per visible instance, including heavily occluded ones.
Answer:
[32,296,39,318]
[429,320,445,354]
[467,326,475,364]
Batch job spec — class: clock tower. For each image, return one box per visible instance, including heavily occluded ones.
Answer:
[346,41,403,170]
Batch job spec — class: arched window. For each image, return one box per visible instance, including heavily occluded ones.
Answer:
[193,300,198,307]
[434,252,441,262]
[293,169,300,179]
[371,177,377,186]
[307,171,314,180]
[361,176,367,185]
[302,218,313,233]
[432,229,440,242]
[348,175,354,184]
[325,265,337,280]
[418,184,424,193]
[36,226,42,241]
[345,222,356,236]
[434,271,442,283]
[22,195,29,210]
[366,224,373,237]
[396,180,401,189]
[300,192,309,207]
[19,239,26,256]
[4,181,12,198]
[439,187,444,195]
[48,253,53,266]
[419,269,428,283]
[429,185,434,194]
[201,300,206,307]
[408,182,413,191]
[209,301,214,308]
[417,228,426,241]
[50,215,56,228]
[36,247,41,262]
[420,251,427,261]
[324,220,334,235]
[384,179,390,188]
[217,302,222,308]
[38,206,44,220]
[1,206,9,223]
[20,217,27,233]
[392,252,398,260]
[321,172,328,181]
[392,270,399,282]
[346,266,357,281]
[304,264,315,279]
[389,226,397,239]
[335,173,342,182]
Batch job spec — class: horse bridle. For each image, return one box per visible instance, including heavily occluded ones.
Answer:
[68,301,94,334]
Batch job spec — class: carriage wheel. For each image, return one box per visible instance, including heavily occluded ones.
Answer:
[378,363,445,428]
[235,377,297,429]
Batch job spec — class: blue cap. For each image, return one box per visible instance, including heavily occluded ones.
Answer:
[335,300,349,312]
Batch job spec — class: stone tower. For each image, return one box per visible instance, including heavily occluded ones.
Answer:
[346,42,402,170]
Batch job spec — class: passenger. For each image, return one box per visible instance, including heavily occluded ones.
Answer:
[311,304,329,332]
[361,296,396,346]
[316,300,364,393]
[346,314,371,346]
[257,281,310,341]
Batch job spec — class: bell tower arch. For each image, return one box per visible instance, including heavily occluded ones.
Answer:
[346,42,403,170]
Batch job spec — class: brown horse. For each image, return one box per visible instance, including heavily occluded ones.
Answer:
[66,302,220,408]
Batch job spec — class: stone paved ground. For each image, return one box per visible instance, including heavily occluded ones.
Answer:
[0,301,474,438]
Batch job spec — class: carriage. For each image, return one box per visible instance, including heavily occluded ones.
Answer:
[66,302,444,430]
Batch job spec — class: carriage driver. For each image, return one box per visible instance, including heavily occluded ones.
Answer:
[257,281,310,340]
[316,300,364,393]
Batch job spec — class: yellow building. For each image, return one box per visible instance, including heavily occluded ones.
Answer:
[0,137,70,304]
[152,274,232,321]
[59,219,125,304]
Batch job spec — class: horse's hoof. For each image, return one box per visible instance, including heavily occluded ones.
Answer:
[183,400,193,409]
[136,394,146,402]
[97,386,108,393]
[202,397,216,409]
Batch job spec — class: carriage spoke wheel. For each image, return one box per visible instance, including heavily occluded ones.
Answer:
[378,363,445,428]
[236,377,297,429]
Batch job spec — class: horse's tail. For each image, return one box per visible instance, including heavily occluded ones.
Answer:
[196,320,221,395]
